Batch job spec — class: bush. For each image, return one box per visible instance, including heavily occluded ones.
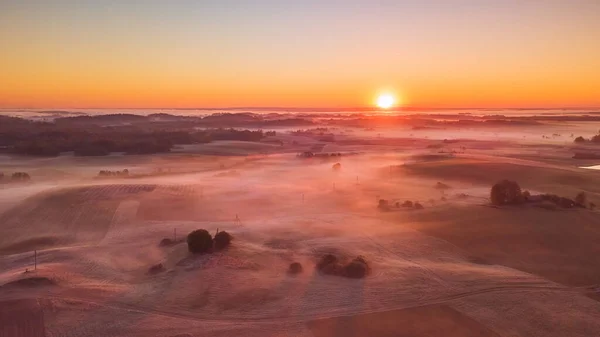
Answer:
[148,263,165,274]
[402,200,413,208]
[490,180,523,205]
[187,229,213,254]
[435,182,450,190]
[332,162,341,170]
[413,202,424,210]
[159,238,175,247]
[522,190,531,201]
[316,254,343,275]
[574,136,587,143]
[378,199,389,210]
[575,192,587,207]
[11,172,31,181]
[316,254,370,279]
[343,256,370,279]
[558,197,576,208]
[288,262,303,275]
[213,231,233,250]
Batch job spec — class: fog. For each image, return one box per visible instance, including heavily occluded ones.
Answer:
[1,119,600,336]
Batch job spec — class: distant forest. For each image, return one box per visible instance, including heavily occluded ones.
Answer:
[0,114,281,157]
[2,111,600,157]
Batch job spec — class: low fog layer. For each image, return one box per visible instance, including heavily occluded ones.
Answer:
[1,114,600,337]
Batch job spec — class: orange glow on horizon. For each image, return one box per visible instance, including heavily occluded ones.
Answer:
[1,2,599,109]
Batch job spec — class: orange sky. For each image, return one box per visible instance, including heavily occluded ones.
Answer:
[1,1,599,109]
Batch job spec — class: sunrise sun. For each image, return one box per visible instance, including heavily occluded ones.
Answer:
[376,94,396,109]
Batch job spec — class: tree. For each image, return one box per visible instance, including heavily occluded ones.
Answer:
[490,180,523,205]
[11,172,31,181]
[574,136,587,143]
[575,192,587,207]
[288,262,303,274]
[213,231,232,250]
[187,229,213,254]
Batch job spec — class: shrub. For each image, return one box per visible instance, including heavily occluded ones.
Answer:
[316,254,343,275]
[288,262,303,275]
[522,190,531,201]
[343,256,370,279]
[435,182,450,190]
[574,136,587,143]
[213,231,233,250]
[558,197,576,208]
[148,263,165,274]
[378,199,389,210]
[413,202,424,210]
[11,172,31,181]
[159,238,176,247]
[402,200,413,208]
[187,229,213,254]
[332,162,341,170]
[575,192,587,207]
[490,180,523,205]
[316,254,370,278]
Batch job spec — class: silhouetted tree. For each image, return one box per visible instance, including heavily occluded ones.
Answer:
[490,180,523,205]
[574,136,587,143]
[343,256,370,279]
[11,172,31,181]
[288,262,303,274]
[575,192,587,207]
[213,231,232,250]
[187,229,213,254]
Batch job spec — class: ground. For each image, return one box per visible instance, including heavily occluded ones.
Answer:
[1,121,600,336]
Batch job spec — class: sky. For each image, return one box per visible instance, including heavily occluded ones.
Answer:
[1,0,599,109]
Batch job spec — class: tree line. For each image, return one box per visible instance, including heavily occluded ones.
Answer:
[0,116,267,157]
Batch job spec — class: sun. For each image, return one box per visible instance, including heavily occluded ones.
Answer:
[376,94,395,109]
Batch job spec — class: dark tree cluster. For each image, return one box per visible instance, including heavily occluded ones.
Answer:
[186,229,233,254]
[490,180,594,210]
[98,169,129,177]
[288,262,303,275]
[0,116,269,157]
[573,130,600,144]
[3,172,31,182]
[208,128,264,142]
[490,180,523,205]
[316,254,370,279]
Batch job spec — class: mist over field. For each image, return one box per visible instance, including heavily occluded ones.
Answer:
[2,0,600,334]
[1,112,600,336]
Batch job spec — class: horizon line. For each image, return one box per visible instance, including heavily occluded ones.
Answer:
[2,106,600,112]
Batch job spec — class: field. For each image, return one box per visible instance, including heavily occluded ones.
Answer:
[1,120,600,336]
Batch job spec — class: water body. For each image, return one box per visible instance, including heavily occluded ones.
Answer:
[580,165,600,170]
